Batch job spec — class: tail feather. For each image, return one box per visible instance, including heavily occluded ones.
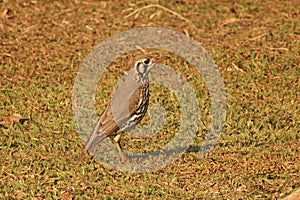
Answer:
[77,120,108,161]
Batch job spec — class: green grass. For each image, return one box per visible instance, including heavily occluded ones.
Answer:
[1,0,299,199]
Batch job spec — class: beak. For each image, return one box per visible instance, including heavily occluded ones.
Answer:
[154,56,170,63]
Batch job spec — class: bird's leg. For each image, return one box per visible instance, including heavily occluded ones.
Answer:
[114,134,127,163]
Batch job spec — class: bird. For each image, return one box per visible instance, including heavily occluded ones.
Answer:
[78,55,170,163]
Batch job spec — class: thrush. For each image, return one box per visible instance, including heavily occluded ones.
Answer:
[78,55,170,163]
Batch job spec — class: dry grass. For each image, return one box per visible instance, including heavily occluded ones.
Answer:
[1,0,299,199]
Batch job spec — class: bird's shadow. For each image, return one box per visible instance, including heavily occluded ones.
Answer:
[124,143,214,161]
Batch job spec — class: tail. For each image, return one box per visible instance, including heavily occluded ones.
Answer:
[77,120,108,161]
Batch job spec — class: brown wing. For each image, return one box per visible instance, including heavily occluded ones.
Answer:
[98,102,124,136]
[99,85,142,135]
[82,68,142,154]
[102,68,143,129]
[128,86,143,115]
[82,102,124,154]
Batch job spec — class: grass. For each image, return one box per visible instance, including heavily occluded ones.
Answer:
[1,0,299,199]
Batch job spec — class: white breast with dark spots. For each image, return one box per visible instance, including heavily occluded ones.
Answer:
[120,83,149,132]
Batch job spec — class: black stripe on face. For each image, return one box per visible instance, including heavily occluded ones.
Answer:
[137,62,146,74]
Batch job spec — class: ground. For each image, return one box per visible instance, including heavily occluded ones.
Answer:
[0,0,299,199]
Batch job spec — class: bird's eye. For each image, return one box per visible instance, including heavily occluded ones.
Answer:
[143,59,150,65]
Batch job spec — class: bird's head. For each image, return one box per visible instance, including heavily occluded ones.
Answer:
[134,55,170,78]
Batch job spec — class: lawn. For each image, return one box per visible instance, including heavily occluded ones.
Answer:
[0,0,299,199]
